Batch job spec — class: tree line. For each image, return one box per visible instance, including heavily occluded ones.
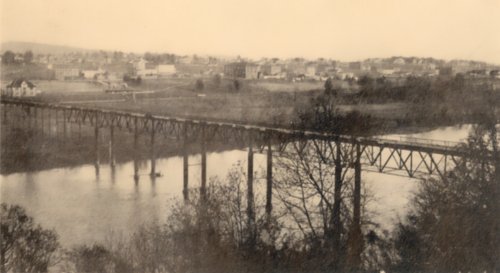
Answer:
[2,51,33,65]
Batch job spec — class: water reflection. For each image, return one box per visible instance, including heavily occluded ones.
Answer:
[1,151,263,247]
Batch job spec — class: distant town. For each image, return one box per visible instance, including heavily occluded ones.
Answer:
[1,41,500,97]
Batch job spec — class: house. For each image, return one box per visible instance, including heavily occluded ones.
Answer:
[316,63,336,75]
[224,62,260,79]
[261,64,282,76]
[157,64,176,76]
[2,79,41,97]
[177,56,193,64]
[133,59,147,71]
[305,65,317,77]
[393,58,406,65]
[53,64,80,80]
[82,69,105,79]
[380,69,396,75]
[133,59,158,78]
[133,59,176,78]
[348,62,362,70]
[439,66,454,77]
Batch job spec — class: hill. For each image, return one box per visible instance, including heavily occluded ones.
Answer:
[0,41,94,55]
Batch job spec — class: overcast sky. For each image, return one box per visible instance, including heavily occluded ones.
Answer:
[1,0,499,63]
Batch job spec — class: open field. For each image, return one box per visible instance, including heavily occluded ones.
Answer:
[7,77,486,135]
[248,80,324,92]
[33,80,105,93]
[56,91,411,129]
[27,78,327,94]
[6,78,411,128]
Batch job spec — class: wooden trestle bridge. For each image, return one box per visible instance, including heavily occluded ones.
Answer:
[1,97,496,267]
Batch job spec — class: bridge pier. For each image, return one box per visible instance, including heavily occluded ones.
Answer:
[10,104,14,126]
[347,142,363,271]
[247,134,255,243]
[266,137,273,217]
[2,104,7,125]
[183,125,189,201]
[150,120,156,176]
[24,107,28,128]
[16,105,21,127]
[247,136,255,219]
[332,139,344,263]
[23,106,27,129]
[14,104,18,127]
[35,107,40,133]
[110,163,116,184]
[63,109,67,139]
[200,125,207,199]
[55,109,59,136]
[94,121,100,176]
[24,107,29,129]
[29,107,34,130]
[41,107,45,134]
[24,107,29,128]
[133,117,140,181]
[48,108,52,136]
[109,125,116,168]
[78,121,82,140]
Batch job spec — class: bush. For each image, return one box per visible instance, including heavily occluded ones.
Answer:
[65,244,132,273]
[213,74,222,87]
[195,79,204,92]
[1,203,60,273]
[233,80,241,91]
[391,124,499,272]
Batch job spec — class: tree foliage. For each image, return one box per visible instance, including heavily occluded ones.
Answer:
[1,203,60,273]
[392,122,499,272]
[143,52,176,64]
[195,79,204,91]
[233,79,241,91]
[213,74,222,88]
[324,77,337,96]
[23,51,33,64]
[294,94,377,135]
[1,51,16,65]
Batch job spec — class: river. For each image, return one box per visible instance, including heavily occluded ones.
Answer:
[0,124,474,247]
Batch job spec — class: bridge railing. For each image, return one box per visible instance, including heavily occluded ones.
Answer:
[370,136,465,149]
[0,97,474,156]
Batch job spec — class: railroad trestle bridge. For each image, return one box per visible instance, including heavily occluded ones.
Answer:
[1,98,496,266]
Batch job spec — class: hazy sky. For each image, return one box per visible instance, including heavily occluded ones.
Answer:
[1,0,499,63]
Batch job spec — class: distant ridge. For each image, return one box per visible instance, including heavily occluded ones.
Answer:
[1,41,498,67]
[0,41,95,54]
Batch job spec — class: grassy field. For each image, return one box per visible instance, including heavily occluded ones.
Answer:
[34,80,105,94]
[249,80,324,92]
[18,78,414,129]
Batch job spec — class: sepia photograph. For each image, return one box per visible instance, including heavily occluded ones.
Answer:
[0,0,499,272]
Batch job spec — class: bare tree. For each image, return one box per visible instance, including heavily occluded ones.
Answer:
[273,138,379,270]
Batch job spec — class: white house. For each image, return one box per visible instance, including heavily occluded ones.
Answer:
[157,64,176,76]
[82,69,105,79]
[2,79,41,97]
[306,65,317,77]
[133,59,147,71]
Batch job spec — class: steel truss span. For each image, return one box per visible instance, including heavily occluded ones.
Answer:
[1,98,494,180]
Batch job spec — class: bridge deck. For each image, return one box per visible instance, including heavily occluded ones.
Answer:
[0,97,488,160]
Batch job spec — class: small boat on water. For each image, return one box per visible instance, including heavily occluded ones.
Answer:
[151,172,163,177]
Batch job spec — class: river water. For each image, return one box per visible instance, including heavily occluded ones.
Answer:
[0,125,474,247]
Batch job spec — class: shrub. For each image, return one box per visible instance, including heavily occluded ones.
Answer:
[1,203,60,273]
[195,79,204,91]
